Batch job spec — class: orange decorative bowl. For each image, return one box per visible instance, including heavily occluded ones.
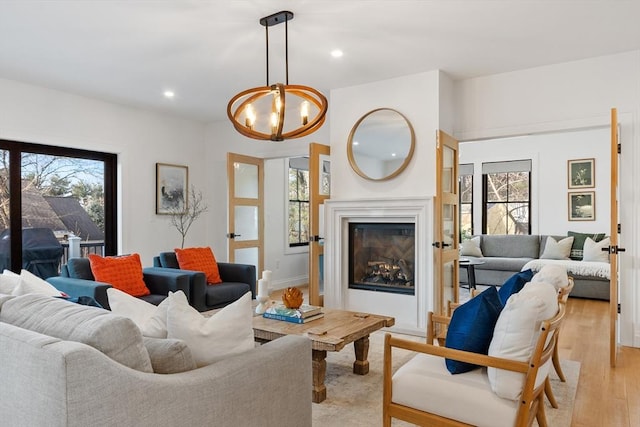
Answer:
[282,287,304,309]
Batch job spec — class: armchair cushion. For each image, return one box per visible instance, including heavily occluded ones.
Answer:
[66,257,95,280]
[88,253,150,297]
[392,353,519,427]
[445,286,503,374]
[488,281,558,399]
[175,247,222,284]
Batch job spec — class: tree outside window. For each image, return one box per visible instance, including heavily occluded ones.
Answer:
[288,158,309,247]
[483,170,530,235]
[459,165,473,240]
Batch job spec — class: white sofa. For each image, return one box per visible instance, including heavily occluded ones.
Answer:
[0,293,312,427]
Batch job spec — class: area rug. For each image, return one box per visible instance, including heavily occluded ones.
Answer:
[312,330,580,426]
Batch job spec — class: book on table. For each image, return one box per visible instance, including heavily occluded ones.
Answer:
[263,304,323,323]
[263,311,324,324]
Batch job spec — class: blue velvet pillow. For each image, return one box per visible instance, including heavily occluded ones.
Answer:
[497,269,534,306]
[445,286,503,374]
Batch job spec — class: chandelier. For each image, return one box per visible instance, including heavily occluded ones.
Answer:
[227,11,328,142]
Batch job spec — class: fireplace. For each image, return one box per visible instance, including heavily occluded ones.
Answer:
[324,197,433,335]
[348,223,415,295]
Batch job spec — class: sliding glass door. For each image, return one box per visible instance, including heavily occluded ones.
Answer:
[0,139,117,277]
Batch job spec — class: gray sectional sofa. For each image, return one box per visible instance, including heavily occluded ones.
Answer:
[0,293,312,427]
[459,234,610,300]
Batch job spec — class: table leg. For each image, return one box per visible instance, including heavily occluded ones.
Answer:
[353,335,370,375]
[312,349,327,403]
[468,265,477,290]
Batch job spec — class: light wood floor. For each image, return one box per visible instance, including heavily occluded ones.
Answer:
[275,287,640,425]
[560,297,640,426]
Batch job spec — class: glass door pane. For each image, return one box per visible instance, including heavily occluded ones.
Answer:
[21,152,105,277]
[0,149,10,272]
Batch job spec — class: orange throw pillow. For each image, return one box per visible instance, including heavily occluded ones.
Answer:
[88,253,150,297]
[175,247,222,284]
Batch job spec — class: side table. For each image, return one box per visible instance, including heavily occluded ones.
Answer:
[459,258,485,290]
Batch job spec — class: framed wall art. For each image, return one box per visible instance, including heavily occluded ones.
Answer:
[156,163,188,214]
[567,158,595,189]
[568,191,595,221]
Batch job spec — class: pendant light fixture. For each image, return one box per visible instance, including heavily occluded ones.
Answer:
[227,11,328,142]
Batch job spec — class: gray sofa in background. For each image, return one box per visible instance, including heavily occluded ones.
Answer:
[460,234,610,300]
[0,293,312,427]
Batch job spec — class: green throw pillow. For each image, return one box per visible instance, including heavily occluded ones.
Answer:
[567,231,606,260]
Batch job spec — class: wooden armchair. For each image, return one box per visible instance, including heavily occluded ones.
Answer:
[545,277,575,408]
[383,302,566,427]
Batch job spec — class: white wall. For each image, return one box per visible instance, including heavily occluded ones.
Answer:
[454,50,640,346]
[0,77,208,266]
[460,127,611,235]
[330,70,443,199]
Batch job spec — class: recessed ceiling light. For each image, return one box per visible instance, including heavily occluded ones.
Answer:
[353,141,359,146]
[331,49,343,58]
[391,153,397,157]
[163,90,175,99]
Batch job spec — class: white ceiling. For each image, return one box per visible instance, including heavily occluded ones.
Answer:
[2,1,640,123]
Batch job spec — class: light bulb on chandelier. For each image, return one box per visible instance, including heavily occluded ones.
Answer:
[227,11,328,142]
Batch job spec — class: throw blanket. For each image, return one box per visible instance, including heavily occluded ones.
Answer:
[522,259,610,280]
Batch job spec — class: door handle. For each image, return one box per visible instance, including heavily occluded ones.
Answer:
[603,245,626,254]
[226,232,242,239]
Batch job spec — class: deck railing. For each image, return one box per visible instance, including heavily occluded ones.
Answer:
[60,241,104,264]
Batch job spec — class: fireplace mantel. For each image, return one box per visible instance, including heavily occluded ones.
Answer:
[324,197,433,335]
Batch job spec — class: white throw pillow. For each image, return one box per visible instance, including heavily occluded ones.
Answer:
[460,236,483,257]
[582,237,610,263]
[166,291,254,367]
[107,287,169,338]
[12,269,63,297]
[531,264,568,290]
[487,281,558,400]
[540,236,574,260]
[0,270,20,294]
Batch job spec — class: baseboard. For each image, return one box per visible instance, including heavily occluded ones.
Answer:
[269,275,308,292]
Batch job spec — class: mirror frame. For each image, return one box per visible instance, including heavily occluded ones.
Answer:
[347,108,416,181]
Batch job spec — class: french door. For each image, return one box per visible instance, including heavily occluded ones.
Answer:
[308,143,330,306]
[226,152,263,281]
[434,130,460,315]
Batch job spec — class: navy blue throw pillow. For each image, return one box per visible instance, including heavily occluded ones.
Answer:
[497,269,534,306]
[445,286,503,374]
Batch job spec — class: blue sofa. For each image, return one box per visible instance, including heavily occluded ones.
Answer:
[153,252,256,312]
[46,257,192,310]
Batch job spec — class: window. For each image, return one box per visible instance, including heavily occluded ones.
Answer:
[0,139,117,275]
[459,163,474,240]
[288,157,309,247]
[482,160,531,235]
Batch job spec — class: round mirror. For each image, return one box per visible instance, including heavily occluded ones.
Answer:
[347,108,415,181]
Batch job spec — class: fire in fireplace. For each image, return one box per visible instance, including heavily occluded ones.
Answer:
[348,222,415,295]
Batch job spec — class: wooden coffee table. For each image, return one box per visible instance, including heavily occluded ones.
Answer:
[253,308,395,403]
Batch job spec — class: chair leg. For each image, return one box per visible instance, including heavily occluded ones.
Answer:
[544,377,559,409]
[536,394,549,427]
[382,412,391,427]
[552,344,566,382]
